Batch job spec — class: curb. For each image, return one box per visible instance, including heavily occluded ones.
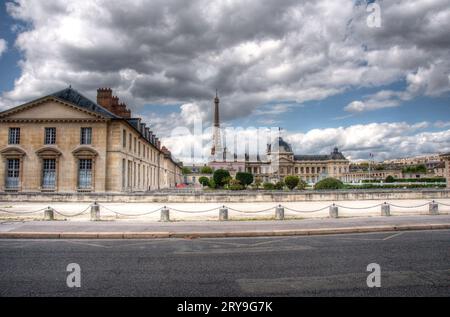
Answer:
[0,224,449,239]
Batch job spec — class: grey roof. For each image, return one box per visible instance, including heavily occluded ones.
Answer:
[268,137,293,153]
[51,87,119,118]
[294,155,330,161]
[294,148,347,161]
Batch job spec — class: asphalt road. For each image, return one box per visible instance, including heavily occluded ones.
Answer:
[0,230,449,296]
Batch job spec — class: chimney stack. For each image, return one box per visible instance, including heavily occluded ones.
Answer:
[96,88,132,118]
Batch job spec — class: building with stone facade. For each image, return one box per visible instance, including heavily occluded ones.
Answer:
[0,87,183,193]
[208,94,350,183]
[439,153,450,187]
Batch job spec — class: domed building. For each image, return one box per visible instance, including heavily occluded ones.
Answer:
[245,137,350,183]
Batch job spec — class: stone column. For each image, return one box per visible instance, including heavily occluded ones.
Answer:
[275,205,284,220]
[381,202,390,216]
[90,202,100,221]
[219,207,228,221]
[160,206,170,222]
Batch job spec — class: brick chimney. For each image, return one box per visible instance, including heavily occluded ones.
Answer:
[97,88,112,110]
[96,88,132,118]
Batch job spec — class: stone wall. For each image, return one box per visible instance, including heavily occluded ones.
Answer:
[1,189,449,203]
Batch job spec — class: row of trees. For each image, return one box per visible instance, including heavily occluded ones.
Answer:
[198,169,346,190]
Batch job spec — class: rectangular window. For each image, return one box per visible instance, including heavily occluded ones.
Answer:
[134,137,137,153]
[42,159,56,189]
[138,142,141,156]
[122,129,127,148]
[129,134,132,151]
[80,128,92,144]
[6,159,20,189]
[80,127,92,145]
[78,159,92,189]
[44,127,56,145]
[8,128,20,145]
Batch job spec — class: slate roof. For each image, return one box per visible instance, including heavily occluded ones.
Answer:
[51,87,119,118]
[294,148,347,161]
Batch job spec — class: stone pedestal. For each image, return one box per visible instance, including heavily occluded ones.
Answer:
[329,205,338,218]
[381,203,390,216]
[160,207,170,222]
[219,207,228,221]
[429,202,439,215]
[44,207,54,221]
[275,205,284,220]
[90,202,100,221]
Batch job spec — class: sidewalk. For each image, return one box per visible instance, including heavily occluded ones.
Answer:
[1,215,449,239]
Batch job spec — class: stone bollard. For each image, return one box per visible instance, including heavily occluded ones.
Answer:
[90,202,100,221]
[44,206,54,221]
[429,201,439,215]
[160,206,170,222]
[219,206,228,221]
[381,202,391,216]
[275,205,284,220]
[329,204,338,218]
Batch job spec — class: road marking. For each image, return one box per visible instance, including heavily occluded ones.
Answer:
[382,232,404,240]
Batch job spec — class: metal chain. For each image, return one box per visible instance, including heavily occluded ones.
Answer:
[334,203,383,210]
[99,204,163,217]
[388,202,430,209]
[0,207,48,215]
[52,205,92,217]
[282,205,331,213]
[225,206,277,213]
[168,206,221,213]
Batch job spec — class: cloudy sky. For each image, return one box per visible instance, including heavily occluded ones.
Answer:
[0,0,449,162]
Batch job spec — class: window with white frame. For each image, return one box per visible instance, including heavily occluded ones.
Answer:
[44,127,56,145]
[80,127,92,145]
[8,128,20,144]
[78,159,92,189]
[6,159,20,188]
[42,159,56,189]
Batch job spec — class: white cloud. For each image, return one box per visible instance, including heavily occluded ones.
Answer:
[0,39,7,57]
[1,0,449,120]
[161,120,448,163]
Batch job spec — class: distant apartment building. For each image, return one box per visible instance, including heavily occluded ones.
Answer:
[0,87,183,193]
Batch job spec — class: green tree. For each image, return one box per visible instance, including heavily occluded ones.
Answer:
[182,167,192,175]
[199,176,210,187]
[213,169,231,188]
[236,172,254,188]
[208,178,216,189]
[385,175,395,183]
[284,175,300,190]
[297,179,308,190]
[274,181,285,190]
[314,177,344,190]
[228,179,244,190]
[200,166,213,174]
